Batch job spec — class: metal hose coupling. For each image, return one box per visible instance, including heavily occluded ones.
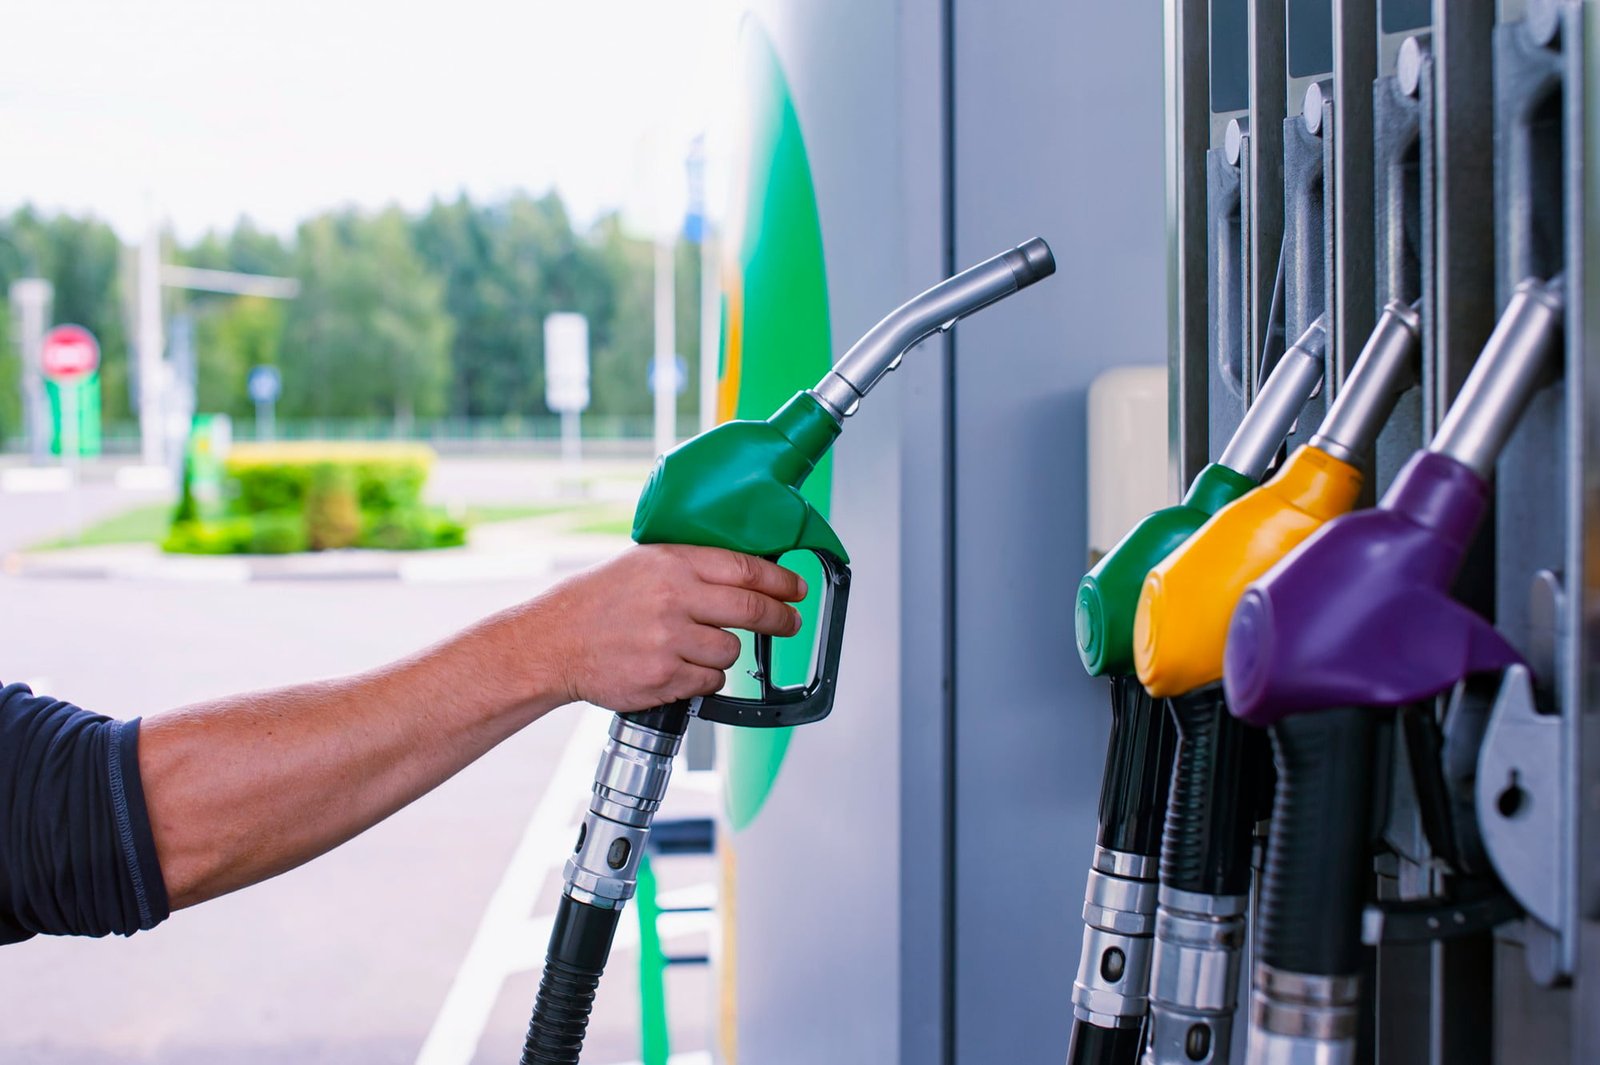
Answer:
[1246,965,1360,1065]
[1073,846,1160,1032]
[567,713,684,908]
[522,710,686,1065]
[1143,887,1247,1065]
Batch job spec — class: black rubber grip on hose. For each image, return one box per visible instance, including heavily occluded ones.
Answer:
[1160,688,1266,897]
[626,700,693,735]
[1259,708,1376,977]
[1096,674,1178,856]
[521,894,623,1065]
[1066,1019,1143,1065]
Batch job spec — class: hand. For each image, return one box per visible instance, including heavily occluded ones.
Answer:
[522,545,807,712]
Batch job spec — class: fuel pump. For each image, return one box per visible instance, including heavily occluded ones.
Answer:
[516,238,1056,1065]
[1126,301,1422,1065]
[1067,314,1328,1065]
[1222,278,1563,1065]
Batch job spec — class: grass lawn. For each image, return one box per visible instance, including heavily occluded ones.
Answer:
[30,503,174,551]
[28,499,633,551]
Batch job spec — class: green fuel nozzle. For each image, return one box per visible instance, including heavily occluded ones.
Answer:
[1073,315,1329,677]
[518,237,1055,1065]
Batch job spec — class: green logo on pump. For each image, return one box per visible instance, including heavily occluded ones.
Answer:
[718,18,831,831]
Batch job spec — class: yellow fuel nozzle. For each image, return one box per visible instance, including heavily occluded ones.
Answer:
[1132,445,1363,695]
[1132,299,1422,697]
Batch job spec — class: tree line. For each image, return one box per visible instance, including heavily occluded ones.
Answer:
[0,193,707,441]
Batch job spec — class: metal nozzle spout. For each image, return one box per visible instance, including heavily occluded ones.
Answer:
[1429,277,1565,479]
[1216,316,1329,481]
[810,237,1055,419]
[1308,299,1423,465]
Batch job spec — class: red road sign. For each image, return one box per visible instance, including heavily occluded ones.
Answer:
[40,324,100,381]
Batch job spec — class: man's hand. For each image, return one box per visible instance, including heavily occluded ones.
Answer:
[525,545,807,712]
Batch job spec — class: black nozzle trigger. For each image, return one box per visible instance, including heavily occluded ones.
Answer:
[696,549,852,728]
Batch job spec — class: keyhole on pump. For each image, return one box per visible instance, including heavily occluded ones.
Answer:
[574,822,587,853]
[1100,947,1126,983]
[1185,1022,1212,1061]
[1497,770,1529,819]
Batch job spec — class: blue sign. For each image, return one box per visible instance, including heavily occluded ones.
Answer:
[649,355,690,395]
[248,365,281,404]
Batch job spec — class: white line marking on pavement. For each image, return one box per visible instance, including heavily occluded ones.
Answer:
[414,705,611,1065]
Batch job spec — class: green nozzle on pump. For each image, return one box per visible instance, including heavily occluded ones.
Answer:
[1074,314,1330,677]
[1075,463,1257,675]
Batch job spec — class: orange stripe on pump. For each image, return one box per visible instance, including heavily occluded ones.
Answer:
[717,257,745,425]
[1133,445,1364,696]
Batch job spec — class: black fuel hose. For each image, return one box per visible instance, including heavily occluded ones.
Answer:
[1259,708,1375,978]
[1161,687,1265,897]
[1099,674,1179,856]
[1067,1021,1145,1065]
[1067,675,1178,1065]
[520,896,622,1064]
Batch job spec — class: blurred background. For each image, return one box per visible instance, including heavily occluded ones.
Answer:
[1,2,1173,1064]
[2,2,740,1063]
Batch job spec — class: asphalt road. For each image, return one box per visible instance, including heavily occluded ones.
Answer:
[0,466,711,1065]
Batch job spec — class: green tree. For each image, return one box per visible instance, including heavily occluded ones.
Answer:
[281,209,453,423]
[195,296,286,418]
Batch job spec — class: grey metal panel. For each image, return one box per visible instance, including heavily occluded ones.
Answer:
[1576,6,1600,1063]
[1249,0,1288,400]
[950,3,1169,1062]
[1176,0,1215,489]
[1331,0,1376,389]
[1431,0,1498,429]
[897,3,955,1063]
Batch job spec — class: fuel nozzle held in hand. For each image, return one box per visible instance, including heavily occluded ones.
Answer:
[518,237,1055,1065]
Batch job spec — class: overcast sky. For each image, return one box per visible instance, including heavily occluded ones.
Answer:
[0,0,738,240]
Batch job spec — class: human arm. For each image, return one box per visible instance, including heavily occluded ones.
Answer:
[137,544,805,911]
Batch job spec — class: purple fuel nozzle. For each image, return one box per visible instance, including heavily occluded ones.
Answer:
[1222,278,1563,726]
[1222,451,1523,724]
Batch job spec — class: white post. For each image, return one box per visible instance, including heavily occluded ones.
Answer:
[9,279,52,464]
[561,409,582,488]
[137,213,165,469]
[61,382,82,540]
[653,237,676,456]
[699,230,721,431]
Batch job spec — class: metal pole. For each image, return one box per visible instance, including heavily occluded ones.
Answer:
[654,237,676,456]
[561,408,582,489]
[256,398,275,442]
[138,212,165,469]
[9,279,52,465]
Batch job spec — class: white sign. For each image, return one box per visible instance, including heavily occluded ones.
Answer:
[544,313,590,413]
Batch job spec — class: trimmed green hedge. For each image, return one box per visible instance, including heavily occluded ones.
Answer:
[165,442,465,555]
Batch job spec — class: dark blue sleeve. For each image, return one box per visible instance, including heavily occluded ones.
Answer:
[0,682,171,943]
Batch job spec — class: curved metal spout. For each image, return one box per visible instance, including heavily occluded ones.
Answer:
[811,237,1055,419]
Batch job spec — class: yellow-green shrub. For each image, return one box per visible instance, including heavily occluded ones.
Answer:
[164,442,458,555]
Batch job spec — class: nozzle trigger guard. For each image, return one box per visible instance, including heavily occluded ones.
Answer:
[696,549,851,728]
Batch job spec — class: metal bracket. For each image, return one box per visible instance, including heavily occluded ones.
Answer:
[1474,663,1573,983]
